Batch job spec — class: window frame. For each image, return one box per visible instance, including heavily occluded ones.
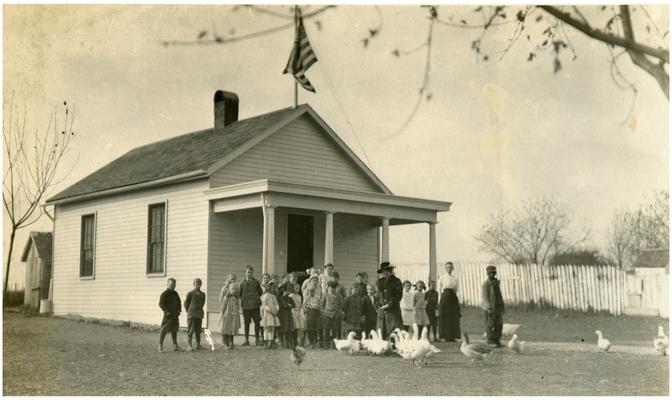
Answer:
[79,213,97,279]
[146,201,168,277]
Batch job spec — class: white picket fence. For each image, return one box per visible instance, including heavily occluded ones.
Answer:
[394,262,629,315]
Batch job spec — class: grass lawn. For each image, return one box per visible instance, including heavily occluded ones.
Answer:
[3,307,669,396]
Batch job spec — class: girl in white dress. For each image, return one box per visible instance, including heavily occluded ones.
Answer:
[260,283,280,348]
[400,280,416,331]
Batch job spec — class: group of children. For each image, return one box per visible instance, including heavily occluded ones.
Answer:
[400,280,440,341]
[157,264,443,352]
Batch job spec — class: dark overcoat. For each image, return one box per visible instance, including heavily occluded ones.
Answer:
[376,274,403,338]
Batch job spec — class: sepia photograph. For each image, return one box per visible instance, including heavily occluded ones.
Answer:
[2,2,669,396]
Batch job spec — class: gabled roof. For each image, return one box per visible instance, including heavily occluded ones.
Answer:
[20,232,53,262]
[47,104,390,204]
[634,248,669,269]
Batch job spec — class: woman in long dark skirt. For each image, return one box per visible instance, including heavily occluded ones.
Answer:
[438,261,461,342]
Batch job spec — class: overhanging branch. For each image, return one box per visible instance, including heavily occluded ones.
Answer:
[539,5,669,63]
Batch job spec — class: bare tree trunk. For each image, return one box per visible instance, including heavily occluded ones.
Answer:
[4,228,16,300]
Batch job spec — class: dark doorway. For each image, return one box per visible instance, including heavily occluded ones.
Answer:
[287,214,314,275]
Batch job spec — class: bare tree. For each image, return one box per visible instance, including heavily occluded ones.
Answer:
[605,209,635,269]
[606,190,669,269]
[475,196,586,266]
[3,96,76,298]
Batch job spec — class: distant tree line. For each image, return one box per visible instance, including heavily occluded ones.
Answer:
[475,190,668,269]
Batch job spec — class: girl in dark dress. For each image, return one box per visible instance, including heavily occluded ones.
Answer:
[277,283,296,348]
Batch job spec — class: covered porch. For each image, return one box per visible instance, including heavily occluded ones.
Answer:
[205,179,451,288]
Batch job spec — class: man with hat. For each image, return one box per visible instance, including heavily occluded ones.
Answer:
[375,261,403,339]
[481,265,505,347]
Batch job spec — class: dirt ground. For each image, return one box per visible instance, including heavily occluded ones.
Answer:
[3,307,669,396]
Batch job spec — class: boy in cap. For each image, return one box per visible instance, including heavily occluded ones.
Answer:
[481,265,505,347]
[184,277,206,351]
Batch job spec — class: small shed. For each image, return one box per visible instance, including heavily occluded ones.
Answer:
[624,248,669,318]
[20,231,53,311]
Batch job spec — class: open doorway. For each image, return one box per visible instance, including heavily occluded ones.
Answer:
[286,214,314,276]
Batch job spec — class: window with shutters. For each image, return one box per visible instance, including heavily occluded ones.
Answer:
[79,214,96,278]
[147,203,166,274]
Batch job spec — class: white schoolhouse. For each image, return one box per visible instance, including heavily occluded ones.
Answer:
[45,91,451,330]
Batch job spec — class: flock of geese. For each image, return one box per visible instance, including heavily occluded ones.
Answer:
[289,323,669,368]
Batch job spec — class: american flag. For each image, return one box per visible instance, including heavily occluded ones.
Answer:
[283,10,318,93]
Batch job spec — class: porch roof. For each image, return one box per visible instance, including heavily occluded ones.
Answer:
[205,179,451,224]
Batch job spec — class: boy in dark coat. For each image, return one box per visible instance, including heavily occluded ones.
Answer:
[424,280,439,342]
[239,265,263,346]
[159,278,182,352]
[361,284,379,335]
[184,278,206,351]
[481,265,505,347]
[343,284,366,338]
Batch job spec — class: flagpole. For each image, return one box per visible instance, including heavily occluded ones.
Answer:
[292,5,299,109]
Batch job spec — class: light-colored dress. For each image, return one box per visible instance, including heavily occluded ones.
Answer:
[219,295,241,335]
[289,293,305,330]
[260,292,280,327]
[400,290,416,326]
[414,291,430,326]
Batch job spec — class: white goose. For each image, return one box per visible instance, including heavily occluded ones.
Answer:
[203,328,215,351]
[368,329,392,355]
[334,331,361,354]
[507,334,525,354]
[461,333,493,364]
[653,325,668,356]
[417,326,441,364]
[595,330,611,352]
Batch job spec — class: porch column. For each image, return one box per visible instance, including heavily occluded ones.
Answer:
[381,217,390,262]
[262,205,276,275]
[428,222,437,283]
[324,211,334,265]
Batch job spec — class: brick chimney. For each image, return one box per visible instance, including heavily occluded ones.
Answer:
[214,90,239,129]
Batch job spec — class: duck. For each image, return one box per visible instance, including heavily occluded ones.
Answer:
[653,325,668,356]
[595,330,611,352]
[203,328,215,351]
[290,346,306,368]
[507,334,525,354]
[460,333,493,364]
[334,331,361,354]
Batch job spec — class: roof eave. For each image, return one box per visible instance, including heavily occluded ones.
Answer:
[45,170,208,206]
[204,179,452,212]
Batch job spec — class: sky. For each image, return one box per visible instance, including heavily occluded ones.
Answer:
[3,3,669,289]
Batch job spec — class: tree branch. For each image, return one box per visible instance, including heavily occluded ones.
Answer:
[619,5,669,99]
[539,5,669,63]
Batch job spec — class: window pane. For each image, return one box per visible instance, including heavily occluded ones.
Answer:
[80,215,95,277]
[147,204,165,273]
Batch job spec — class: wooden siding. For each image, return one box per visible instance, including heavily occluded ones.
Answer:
[332,213,380,290]
[207,208,264,318]
[209,115,382,193]
[23,246,38,309]
[52,180,210,326]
